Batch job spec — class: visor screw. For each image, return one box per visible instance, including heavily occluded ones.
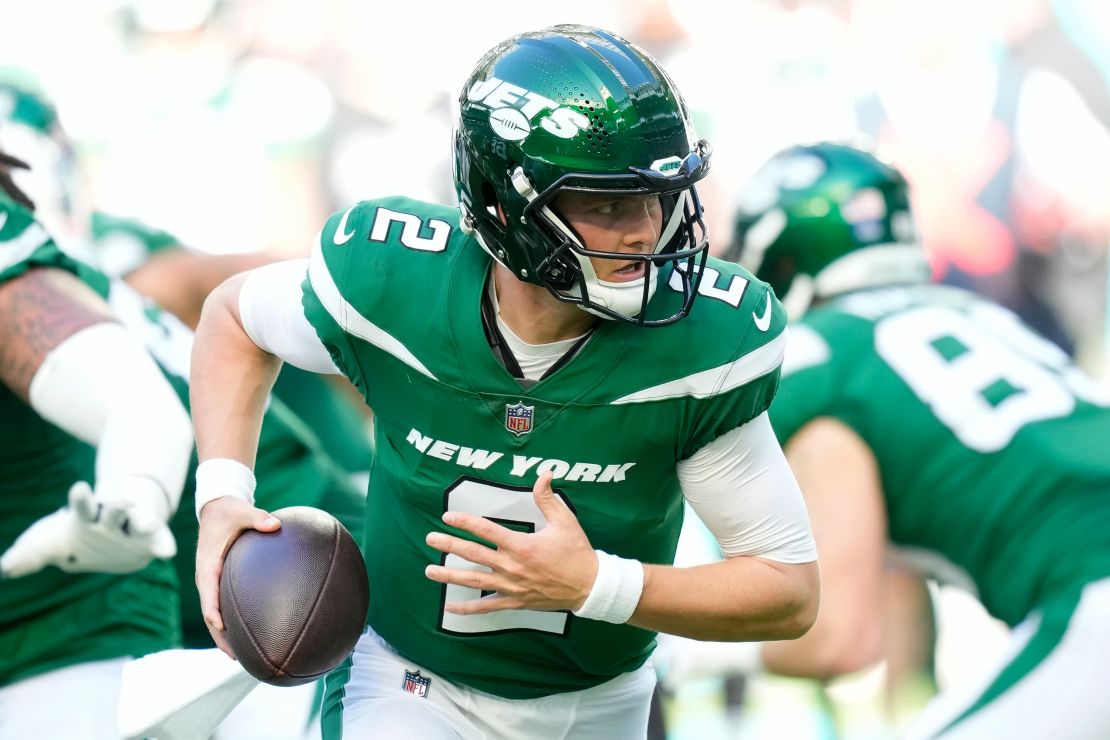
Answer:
[519,216,526,224]
[497,249,506,259]
[520,269,529,277]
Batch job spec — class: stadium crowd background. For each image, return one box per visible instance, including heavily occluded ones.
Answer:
[2,0,1109,738]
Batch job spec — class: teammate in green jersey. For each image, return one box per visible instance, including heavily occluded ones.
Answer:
[0,152,192,739]
[189,25,819,739]
[0,138,366,737]
[0,78,375,482]
[726,142,1110,738]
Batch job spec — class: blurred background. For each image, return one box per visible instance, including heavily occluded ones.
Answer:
[2,0,1109,737]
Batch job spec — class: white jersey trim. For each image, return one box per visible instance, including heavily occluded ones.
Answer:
[0,217,51,272]
[610,330,787,405]
[308,236,438,380]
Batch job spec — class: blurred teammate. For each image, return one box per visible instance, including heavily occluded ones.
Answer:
[728,142,1110,738]
[191,25,819,739]
[0,133,365,737]
[0,79,374,481]
[0,151,192,739]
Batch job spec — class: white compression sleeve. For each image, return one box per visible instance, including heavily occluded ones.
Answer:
[28,322,194,514]
[677,412,817,563]
[238,259,340,374]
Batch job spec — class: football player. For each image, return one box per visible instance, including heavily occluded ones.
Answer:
[0,116,366,738]
[727,142,1110,738]
[0,79,375,483]
[190,25,820,739]
[0,151,193,739]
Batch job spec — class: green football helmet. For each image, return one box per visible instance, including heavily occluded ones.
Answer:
[726,142,930,318]
[454,25,712,327]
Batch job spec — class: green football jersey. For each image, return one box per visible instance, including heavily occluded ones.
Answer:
[301,196,787,699]
[0,199,178,687]
[89,211,375,475]
[770,284,1110,626]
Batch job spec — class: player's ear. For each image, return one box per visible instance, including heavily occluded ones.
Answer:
[496,201,507,226]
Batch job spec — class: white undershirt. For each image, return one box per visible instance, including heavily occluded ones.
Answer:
[239,259,817,564]
[488,278,589,382]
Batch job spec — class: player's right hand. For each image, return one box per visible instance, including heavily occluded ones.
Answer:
[0,479,177,578]
[196,496,280,659]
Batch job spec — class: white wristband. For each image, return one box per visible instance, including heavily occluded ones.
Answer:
[572,550,644,624]
[194,458,256,520]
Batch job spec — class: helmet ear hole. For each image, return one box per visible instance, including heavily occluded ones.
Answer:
[480,181,505,229]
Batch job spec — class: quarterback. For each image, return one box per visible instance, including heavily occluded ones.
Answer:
[728,143,1110,738]
[191,26,819,738]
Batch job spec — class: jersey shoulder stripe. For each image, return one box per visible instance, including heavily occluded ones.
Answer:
[307,226,438,380]
[612,329,786,404]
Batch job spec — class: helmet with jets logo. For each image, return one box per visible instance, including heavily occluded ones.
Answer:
[453,25,712,327]
[725,142,930,318]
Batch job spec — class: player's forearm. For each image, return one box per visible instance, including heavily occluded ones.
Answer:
[758,561,884,679]
[31,322,194,515]
[760,608,882,679]
[190,275,281,467]
[127,249,275,329]
[628,556,819,641]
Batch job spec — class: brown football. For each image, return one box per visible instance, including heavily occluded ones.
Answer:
[219,506,368,686]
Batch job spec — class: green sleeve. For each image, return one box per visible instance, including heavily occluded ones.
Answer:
[681,280,789,458]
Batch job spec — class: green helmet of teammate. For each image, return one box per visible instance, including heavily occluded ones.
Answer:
[726,142,930,318]
[454,25,712,327]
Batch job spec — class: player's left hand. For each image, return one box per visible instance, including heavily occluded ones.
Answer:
[424,471,599,614]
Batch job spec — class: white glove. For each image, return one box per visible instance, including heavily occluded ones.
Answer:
[0,478,177,578]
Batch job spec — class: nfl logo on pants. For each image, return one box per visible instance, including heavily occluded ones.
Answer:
[505,401,534,436]
[402,669,431,698]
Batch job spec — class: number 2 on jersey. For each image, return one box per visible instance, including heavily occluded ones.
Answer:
[438,478,571,636]
[369,207,451,252]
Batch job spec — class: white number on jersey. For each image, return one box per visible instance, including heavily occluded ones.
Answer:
[875,303,1108,452]
[667,264,750,307]
[438,478,570,636]
[369,207,451,253]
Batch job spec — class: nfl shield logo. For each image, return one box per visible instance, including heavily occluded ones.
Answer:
[505,402,534,436]
[402,669,431,698]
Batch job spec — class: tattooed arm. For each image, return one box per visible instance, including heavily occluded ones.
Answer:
[0,267,116,400]
[0,266,194,577]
